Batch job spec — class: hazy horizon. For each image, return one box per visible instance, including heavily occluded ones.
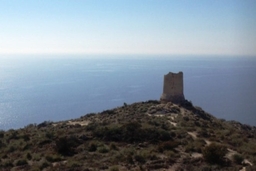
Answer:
[1,56,256,130]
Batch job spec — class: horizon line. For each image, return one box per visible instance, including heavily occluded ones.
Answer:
[1,52,255,58]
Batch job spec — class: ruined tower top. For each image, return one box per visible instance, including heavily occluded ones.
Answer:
[160,72,185,103]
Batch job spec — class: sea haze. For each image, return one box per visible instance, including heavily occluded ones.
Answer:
[0,55,256,130]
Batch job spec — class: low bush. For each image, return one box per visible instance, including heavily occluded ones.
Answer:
[92,121,173,143]
[185,139,205,153]
[26,153,32,160]
[88,142,97,152]
[37,121,52,128]
[45,155,62,162]
[66,160,82,168]
[0,130,5,138]
[15,159,28,166]
[134,154,146,164]
[2,160,14,168]
[233,154,244,164]
[110,143,118,150]
[102,109,116,115]
[55,136,81,156]
[203,143,227,164]
[40,161,50,170]
[158,141,179,152]
[0,140,5,149]
[126,154,134,164]
[109,165,119,171]
[98,146,109,153]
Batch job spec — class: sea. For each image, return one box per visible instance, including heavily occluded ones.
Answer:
[0,55,256,130]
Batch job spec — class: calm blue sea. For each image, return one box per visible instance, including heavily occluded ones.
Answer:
[0,55,256,130]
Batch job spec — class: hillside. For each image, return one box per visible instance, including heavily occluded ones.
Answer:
[0,100,256,171]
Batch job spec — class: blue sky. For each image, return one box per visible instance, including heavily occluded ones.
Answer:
[0,0,255,56]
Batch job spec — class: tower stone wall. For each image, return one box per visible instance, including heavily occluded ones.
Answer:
[160,72,185,103]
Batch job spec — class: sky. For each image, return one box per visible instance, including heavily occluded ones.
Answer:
[0,0,256,56]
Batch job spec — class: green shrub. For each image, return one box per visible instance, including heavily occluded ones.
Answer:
[109,165,119,171]
[66,160,82,168]
[2,160,14,167]
[88,142,97,152]
[126,154,134,164]
[233,154,244,164]
[198,130,210,138]
[202,143,227,164]
[134,154,146,164]
[0,140,5,149]
[21,134,30,141]
[8,130,19,140]
[110,143,118,150]
[55,136,81,156]
[158,141,179,152]
[40,161,50,170]
[15,159,28,166]
[85,122,101,131]
[92,121,173,143]
[26,153,32,160]
[23,143,32,151]
[45,131,54,139]
[7,145,16,153]
[0,130,5,138]
[98,146,109,153]
[37,121,52,128]
[185,139,205,153]
[166,151,179,163]
[102,109,116,115]
[45,155,62,162]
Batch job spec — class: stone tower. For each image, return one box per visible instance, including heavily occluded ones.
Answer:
[160,72,185,103]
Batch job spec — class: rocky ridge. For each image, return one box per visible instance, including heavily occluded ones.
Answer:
[0,100,256,171]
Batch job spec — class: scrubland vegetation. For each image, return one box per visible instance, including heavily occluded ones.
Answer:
[0,100,256,170]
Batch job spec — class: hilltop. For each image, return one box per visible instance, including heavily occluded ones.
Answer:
[0,100,256,171]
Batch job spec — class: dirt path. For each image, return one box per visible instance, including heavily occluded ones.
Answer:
[187,131,197,140]
[67,120,90,126]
